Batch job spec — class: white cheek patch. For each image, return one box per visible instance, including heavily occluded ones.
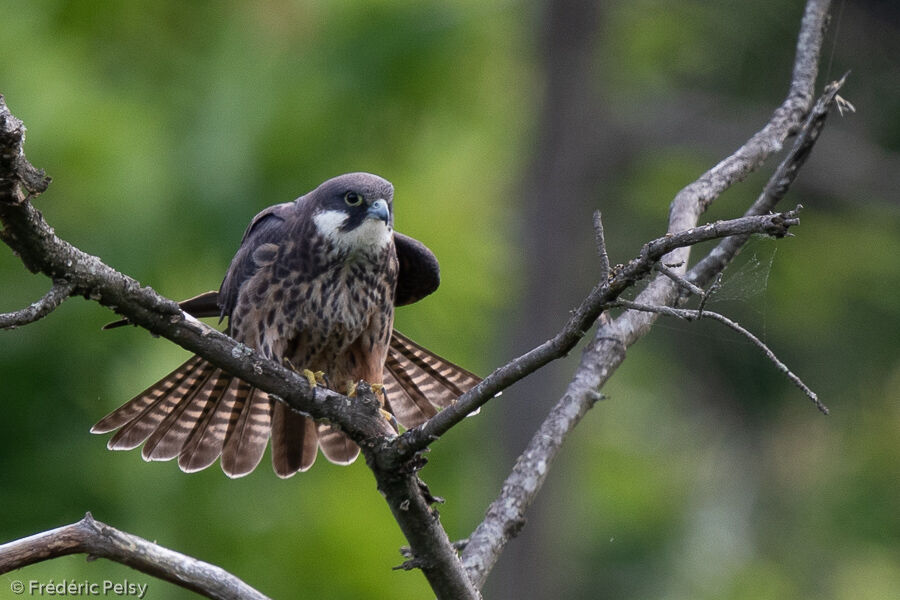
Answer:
[313,210,392,253]
[313,210,350,239]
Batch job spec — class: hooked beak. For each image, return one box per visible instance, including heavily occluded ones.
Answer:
[366,198,390,225]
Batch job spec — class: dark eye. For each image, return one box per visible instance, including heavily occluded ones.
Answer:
[344,191,363,206]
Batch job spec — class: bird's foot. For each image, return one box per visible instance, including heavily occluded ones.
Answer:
[347,381,396,430]
[302,369,327,388]
[365,383,394,425]
[370,383,385,403]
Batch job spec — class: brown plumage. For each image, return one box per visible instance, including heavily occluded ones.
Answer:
[93,173,480,478]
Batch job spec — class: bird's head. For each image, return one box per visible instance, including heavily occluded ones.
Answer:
[310,172,395,254]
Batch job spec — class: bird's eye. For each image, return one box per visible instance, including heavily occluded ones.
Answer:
[344,191,363,207]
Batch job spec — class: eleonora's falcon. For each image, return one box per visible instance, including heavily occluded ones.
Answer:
[93,173,480,478]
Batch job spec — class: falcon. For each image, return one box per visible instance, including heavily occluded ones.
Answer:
[93,173,480,478]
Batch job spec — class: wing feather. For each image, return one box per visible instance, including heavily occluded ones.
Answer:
[105,357,216,451]
[136,362,219,460]
[383,330,481,429]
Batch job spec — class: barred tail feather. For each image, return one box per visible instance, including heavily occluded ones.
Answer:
[271,402,318,477]
[221,387,273,478]
[176,372,245,473]
[108,357,216,451]
[316,424,360,465]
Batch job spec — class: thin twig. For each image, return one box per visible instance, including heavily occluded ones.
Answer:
[593,210,610,282]
[656,262,722,317]
[613,299,828,414]
[0,280,74,329]
[697,272,724,317]
[656,262,704,296]
[0,513,270,600]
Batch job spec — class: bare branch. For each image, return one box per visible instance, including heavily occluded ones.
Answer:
[460,0,835,586]
[688,73,848,289]
[387,209,802,466]
[593,210,610,282]
[0,513,270,600]
[0,279,74,329]
[460,328,623,589]
[370,462,481,600]
[0,95,50,202]
[696,273,723,317]
[656,262,704,297]
[613,299,827,414]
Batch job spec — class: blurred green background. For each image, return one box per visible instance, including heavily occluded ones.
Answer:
[1,1,897,598]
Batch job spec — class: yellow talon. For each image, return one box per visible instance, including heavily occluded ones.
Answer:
[371,383,387,408]
[346,380,358,397]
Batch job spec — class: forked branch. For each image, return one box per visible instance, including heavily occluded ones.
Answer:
[460,0,837,586]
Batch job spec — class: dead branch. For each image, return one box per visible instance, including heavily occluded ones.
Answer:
[386,209,802,467]
[0,280,75,329]
[593,210,610,282]
[459,0,836,586]
[0,513,270,600]
[688,73,848,289]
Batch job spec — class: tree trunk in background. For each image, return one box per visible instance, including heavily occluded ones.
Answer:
[488,1,631,597]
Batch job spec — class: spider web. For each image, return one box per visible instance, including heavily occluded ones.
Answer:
[641,239,778,344]
[706,240,777,305]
